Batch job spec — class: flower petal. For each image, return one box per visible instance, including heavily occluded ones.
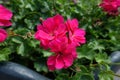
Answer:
[55,55,64,69]
[47,56,56,71]
[0,29,7,42]
[53,14,64,26]
[55,23,67,37]
[43,17,56,33]
[47,55,56,65]
[0,5,13,20]
[37,24,43,30]
[66,19,78,32]
[0,19,12,26]
[63,55,73,68]
[34,30,53,40]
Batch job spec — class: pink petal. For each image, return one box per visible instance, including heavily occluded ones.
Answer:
[99,0,120,15]
[72,51,78,59]
[0,19,12,26]
[43,17,56,33]
[69,28,86,46]
[40,39,49,49]
[55,55,64,69]
[34,30,53,40]
[53,14,64,26]
[71,19,79,29]
[73,29,86,44]
[63,55,73,68]
[66,19,78,32]
[47,65,55,71]
[47,56,56,71]
[0,29,7,42]
[55,23,67,37]
[49,37,68,53]
[74,29,86,36]
[64,44,75,54]
[37,24,43,30]
[0,5,13,20]
[65,44,77,59]
[49,39,61,52]
[47,55,56,65]
[74,36,86,44]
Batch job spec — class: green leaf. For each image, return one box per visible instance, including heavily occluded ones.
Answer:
[99,71,114,80]
[12,38,22,44]
[95,53,110,63]
[0,48,11,61]
[34,62,48,72]
[28,40,39,48]
[88,40,105,52]
[42,50,53,57]
[72,72,94,80]
[79,74,94,80]
[77,45,95,60]
[17,43,24,56]
[55,73,69,80]
[78,65,89,73]
[72,65,94,80]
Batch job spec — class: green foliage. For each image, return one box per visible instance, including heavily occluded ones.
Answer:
[0,48,11,61]
[77,44,96,60]
[71,65,94,80]
[99,71,114,80]
[34,62,48,72]
[95,53,110,63]
[1,0,120,79]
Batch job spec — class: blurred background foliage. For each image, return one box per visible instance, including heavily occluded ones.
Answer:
[0,0,120,80]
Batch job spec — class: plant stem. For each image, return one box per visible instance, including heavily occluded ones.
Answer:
[103,70,120,78]
[113,73,120,77]
[69,67,77,72]
[109,62,120,65]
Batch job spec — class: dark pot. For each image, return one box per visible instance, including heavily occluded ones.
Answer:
[110,51,120,80]
[110,51,120,72]
[0,62,51,80]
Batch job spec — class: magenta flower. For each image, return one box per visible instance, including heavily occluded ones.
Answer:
[34,14,86,70]
[65,19,86,46]
[0,29,7,42]
[99,0,120,15]
[35,14,67,49]
[47,37,77,70]
[0,5,13,26]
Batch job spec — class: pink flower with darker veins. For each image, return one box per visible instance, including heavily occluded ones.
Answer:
[99,0,120,15]
[65,19,86,46]
[0,29,7,42]
[47,37,77,70]
[35,14,67,49]
[0,5,13,26]
[34,14,86,70]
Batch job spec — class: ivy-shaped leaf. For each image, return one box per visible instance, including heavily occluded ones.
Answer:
[34,62,48,72]
[0,48,11,61]
[77,45,95,60]
[95,53,110,64]
[99,71,114,80]
[17,43,24,56]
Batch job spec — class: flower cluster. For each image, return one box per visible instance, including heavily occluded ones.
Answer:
[99,0,120,15]
[0,5,13,42]
[35,14,86,70]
